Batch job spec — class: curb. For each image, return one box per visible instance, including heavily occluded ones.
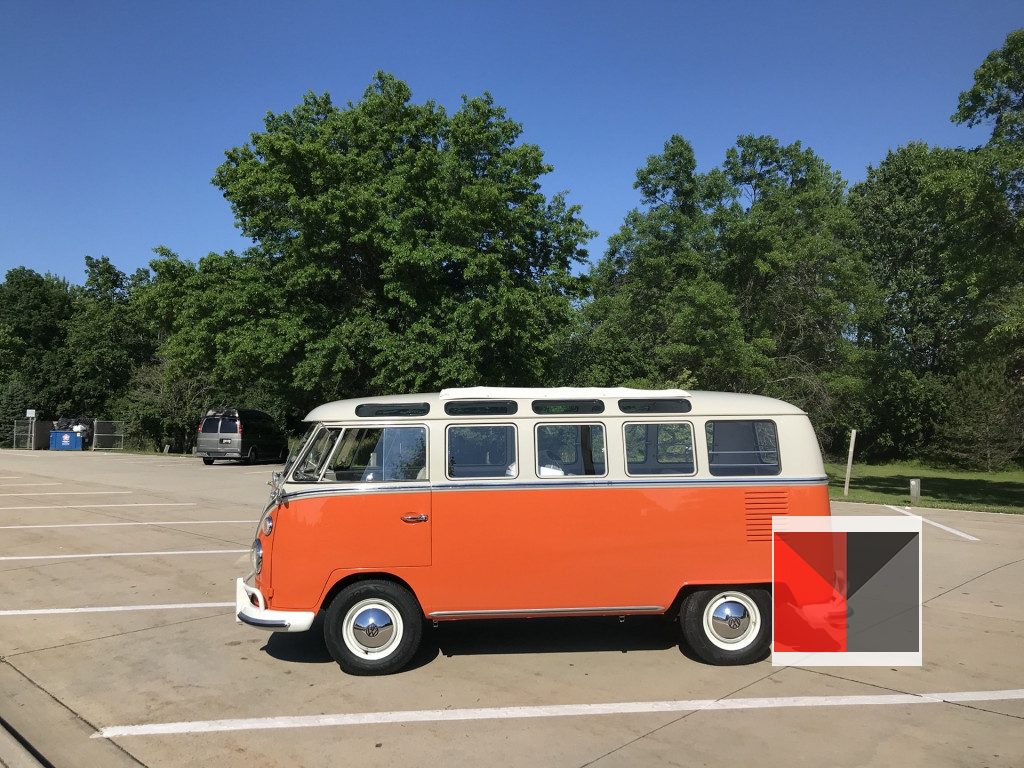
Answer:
[0,718,46,768]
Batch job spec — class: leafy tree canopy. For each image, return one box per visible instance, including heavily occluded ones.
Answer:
[211,73,592,404]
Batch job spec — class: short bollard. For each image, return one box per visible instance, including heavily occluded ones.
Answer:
[910,478,921,506]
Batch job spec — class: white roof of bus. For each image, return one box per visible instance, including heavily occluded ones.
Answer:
[439,386,690,400]
[303,387,805,422]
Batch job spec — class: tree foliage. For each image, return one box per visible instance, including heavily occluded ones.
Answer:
[0,47,1021,466]
[211,73,590,407]
[578,134,873,452]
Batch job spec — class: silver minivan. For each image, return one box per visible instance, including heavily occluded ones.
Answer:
[196,408,289,465]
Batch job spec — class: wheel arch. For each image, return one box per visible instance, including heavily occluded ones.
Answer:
[319,572,423,615]
[669,581,772,619]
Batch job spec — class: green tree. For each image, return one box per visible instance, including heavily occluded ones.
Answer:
[952,28,1024,367]
[849,142,1021,458]
[0,268,77,417]
[954,29,1024,144]
[112,356,212,452]
[930,364,1024,471]
[211,73,591,404]
[54,256,154,417]
[579,134,872,452]
[152,249,300,424]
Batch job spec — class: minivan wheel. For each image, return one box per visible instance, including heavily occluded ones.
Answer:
[202,457,214,465]
[680,587,770,665]
[245,447,257,465]
[324,580,423,675]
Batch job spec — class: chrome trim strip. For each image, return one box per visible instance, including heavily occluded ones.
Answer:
[278,475,828,503]
[428,605,664,619]
[429,477,826,491]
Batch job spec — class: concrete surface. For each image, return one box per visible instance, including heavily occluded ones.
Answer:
[0,448,1022,767]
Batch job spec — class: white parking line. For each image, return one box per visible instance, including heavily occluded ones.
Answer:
[0,549,247,561]
[0,503,194,511]
[0,491,131,497]
[0,482,62,487]
[125,459,194,465]
[0,520,256,529]
[0,476,22,479]
[1,602,234,617]
[92,688,1024,738]
[884,505,980,541]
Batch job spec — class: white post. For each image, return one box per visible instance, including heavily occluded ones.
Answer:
[843,429,857,497]
[910,478,921,505]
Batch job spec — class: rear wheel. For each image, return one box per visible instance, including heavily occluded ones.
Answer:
[245,446,258,465]
[324,580,423,675]
[680,587,770,665]
[202,457,214,465]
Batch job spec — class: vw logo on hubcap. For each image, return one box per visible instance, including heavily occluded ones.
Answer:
[352,607,395,650]
[710,600,751,642]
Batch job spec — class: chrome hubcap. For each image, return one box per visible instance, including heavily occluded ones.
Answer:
[352,607,394,650]
[702,592,760,651]
[710,600,750,641]
[341,598,404,660]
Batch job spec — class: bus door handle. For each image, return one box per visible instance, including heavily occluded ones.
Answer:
[401,514,429,524]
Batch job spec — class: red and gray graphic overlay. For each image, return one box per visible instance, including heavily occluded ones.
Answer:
[772,515,922,666]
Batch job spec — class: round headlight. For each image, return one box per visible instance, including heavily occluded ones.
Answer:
[250,539,262,574]
[262,513,273,536]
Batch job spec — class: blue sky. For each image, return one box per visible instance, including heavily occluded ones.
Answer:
[1,1,1020,282]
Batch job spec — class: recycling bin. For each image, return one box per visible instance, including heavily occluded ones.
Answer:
[49,430,84,450]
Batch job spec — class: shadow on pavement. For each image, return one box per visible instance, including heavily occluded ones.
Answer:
[260,614,690,671]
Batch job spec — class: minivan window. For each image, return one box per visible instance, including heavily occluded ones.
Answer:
[220,418,238,434]
[200,417,221,433]
[536,424,606,476]
[706,420,780,476]
[292,427,341,482]
[324,427,427,482]
[447,425,516,479]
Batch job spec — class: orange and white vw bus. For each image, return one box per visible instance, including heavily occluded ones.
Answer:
[235,387,830,674]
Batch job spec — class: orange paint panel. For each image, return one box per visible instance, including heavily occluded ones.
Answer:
[264,483,829,616]
[270,490,430,609]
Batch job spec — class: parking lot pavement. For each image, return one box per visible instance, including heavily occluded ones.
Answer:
[1,450,1022,767]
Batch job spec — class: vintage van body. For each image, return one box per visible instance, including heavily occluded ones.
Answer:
[235,387,830,674]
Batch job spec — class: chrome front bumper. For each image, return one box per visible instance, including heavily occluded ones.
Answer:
[235,578,315,632]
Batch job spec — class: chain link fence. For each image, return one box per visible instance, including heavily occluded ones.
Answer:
[92,420,126,450]
[11,418,50,449]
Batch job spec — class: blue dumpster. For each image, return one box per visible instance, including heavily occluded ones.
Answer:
[49,430,84,450]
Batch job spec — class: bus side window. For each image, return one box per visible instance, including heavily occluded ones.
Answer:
[624,423,695,475]
[535,424,606,477]
[447,425,517,479]
[324,427,427,482]
[706,420,781,476]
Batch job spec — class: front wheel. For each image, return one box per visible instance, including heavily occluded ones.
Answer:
[324,580,423,675]
[680,587,770,665]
